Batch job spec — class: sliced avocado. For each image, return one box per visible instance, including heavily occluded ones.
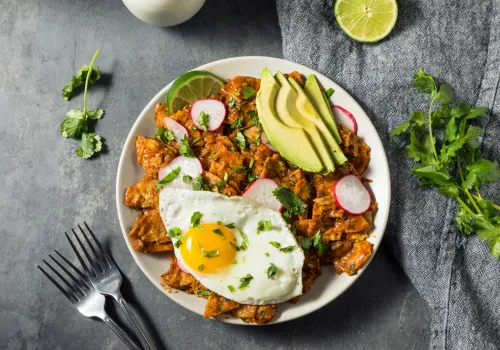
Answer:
[274,72,335,173]
[288,77,347,166]
[256,68,324,173]
[304,74,342,145]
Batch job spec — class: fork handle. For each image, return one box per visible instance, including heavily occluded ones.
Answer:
[104,316,143,350]
[117,295,155,350]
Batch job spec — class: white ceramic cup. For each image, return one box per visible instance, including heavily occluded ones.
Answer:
[122,0,206,27]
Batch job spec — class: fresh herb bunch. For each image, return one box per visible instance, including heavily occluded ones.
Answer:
[60,49,104,159]
[392,69,500,257]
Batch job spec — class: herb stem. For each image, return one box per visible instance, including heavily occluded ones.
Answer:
[471,194,500,211]
[83,49,100,114]
[456,197,477,219]
[427,99,439,162]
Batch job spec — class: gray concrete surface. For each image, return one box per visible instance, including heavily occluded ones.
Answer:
[0,0,431,349]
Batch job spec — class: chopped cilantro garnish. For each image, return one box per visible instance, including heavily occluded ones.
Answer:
[217,221,236,229]
[228,285,236,292]
[238,229,249,250]
[197,111,210,132]
[324,88,334,98]
[228,97,236,108]
[183,175,192,184]
[272,186,307,219]
[242,85,256,99]
[280,246,295,253]
[179,136,195,158]
[232,259,237,264]
[156,167,181,189]
[154,127,175,143]
[215,181,226,187]
[267,263,278,279]
[192,175,209,191]
[249,158,255,169]
[234,131,246,150]
[238,274,253,289]
[313,230,328,256]
[232,165,247,173]
[229,242,240,251]
[247,173,258,182]
[257,220,272,234]
[212,228,225,238]
[269,241,281,249]
[197,290,210,297]
[265,252,270,257]
[174,240,182,248]
[198,264,204,271]
[231,117,244,130]
[190,212,204,231]
[197,241,220,258]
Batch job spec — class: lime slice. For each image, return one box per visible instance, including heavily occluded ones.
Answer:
[166,70,225,113]
[334,0,398,43]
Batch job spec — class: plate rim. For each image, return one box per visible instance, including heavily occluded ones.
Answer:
[115,55,392,325]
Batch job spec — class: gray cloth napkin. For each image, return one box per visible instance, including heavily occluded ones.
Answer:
[276,1,500,349]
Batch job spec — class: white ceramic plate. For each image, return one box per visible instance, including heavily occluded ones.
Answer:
[116,56,391,325]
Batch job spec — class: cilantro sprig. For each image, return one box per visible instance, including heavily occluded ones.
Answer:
[60,49,105,159]
[392,69,500,257]
[273,186,307,221]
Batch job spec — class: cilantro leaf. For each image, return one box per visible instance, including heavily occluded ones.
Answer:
[272,186,307,217]
[313,230,328,257]
[413,69,436,93]
[179,136,195,158]
[192,175,209,191]
[198,264,205,272]
[183,175,192,184]
[431,84,453,104]
[231,117,244,130]
[234,131,246,150]
[197,290,210,296]
[257,220,272,234]
[228,97,236,108]
[76,133,102,159]
[238,274,253,289]
[280,246,295,253]
[228,285,236,292]
[390,121,411,136]
[242,85,256,99]
[60,109,87,138]
[463,160,500,189]
[87,109,104,120]
[324,88,334,98]
[269,241,281,249]
[267,263,278,279]
[155,128,175,143]
[61,65,101,100]
[168,227,182,239]
[197,111,210,132]
[156,167,181,189]
[190,212,204,229]
[212,228,225,238]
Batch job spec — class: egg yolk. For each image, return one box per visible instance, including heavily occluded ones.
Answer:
[179,223,237,274]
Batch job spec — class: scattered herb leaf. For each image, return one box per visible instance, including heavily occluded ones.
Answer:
[156,167,181,189]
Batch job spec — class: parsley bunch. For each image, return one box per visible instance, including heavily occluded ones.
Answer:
[392,70,500,257]
[60,49,104,159]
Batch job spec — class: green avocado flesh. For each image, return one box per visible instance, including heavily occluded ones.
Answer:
[303,74,342,145]
[256,68,324,173]
[274,72,335,173]
[288,77,346,166]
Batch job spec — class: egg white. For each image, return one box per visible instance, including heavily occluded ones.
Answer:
[159,187,305,305]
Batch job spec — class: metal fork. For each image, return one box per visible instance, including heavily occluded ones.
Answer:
[67,223,155,350]
[38,251,142,350]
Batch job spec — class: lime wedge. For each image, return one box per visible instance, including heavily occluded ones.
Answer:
[166,71,225,113]
[334,0,398,43]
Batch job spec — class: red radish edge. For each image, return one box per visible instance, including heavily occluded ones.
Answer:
[190,99,226,132]
[242,178,283,212]
[164,117,189,141]
[176,259,190,274]
[332,105,358,134]
[158,156,204,180]
[333,174,371,215]
[260,132,278,152]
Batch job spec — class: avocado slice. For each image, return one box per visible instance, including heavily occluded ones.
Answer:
[274,72,335,173]
[288,77,347,166]
[304,74,342,145]
[256,68,324,173]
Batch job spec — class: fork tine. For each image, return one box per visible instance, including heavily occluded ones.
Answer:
[77,224,105,272]
[50,251,90,291]
[38,265,77,302]
[83,221,112,268]
[66,231,92,276]
[54,250,89,284]
[43,259,82,300]
[71,228,99,275]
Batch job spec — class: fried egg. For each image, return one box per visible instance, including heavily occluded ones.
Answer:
[159,187,304,305]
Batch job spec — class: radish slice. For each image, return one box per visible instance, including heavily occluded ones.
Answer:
[260,132,278,152]
[190,99,226,132]
[332,105,358,134]
[333,175,371,215]
[158,156,203,190]
[242,178,283,211]
[164,117,189,142]
[176,259,190,274]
